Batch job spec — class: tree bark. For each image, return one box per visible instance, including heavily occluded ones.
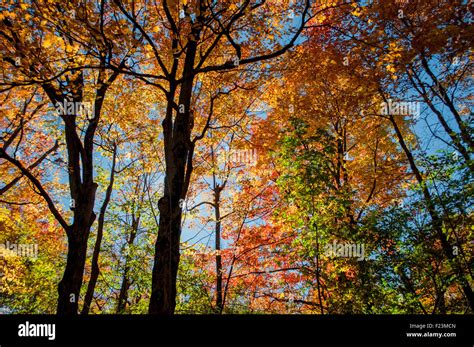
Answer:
[149,32,200,314]
[214,188,223,313]
[57,182,97,315]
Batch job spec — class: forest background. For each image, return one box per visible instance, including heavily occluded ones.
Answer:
[0,0,472,315]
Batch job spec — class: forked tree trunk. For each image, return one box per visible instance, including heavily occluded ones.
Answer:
[149,35,199,315]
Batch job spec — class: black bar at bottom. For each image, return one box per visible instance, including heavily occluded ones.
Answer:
[0,314,471,346]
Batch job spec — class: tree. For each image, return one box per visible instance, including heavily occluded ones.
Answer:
[110,0,314,314]
[0,1,128,314]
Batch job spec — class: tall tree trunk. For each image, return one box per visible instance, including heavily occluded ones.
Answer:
[215,188,223,313]
[56,91,98,314]
[54,69,114,314]
[149,34,200,315]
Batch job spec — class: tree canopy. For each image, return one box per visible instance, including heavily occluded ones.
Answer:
[0,0,472,314]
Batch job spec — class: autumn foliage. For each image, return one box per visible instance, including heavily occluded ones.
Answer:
[0,0,472,314]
